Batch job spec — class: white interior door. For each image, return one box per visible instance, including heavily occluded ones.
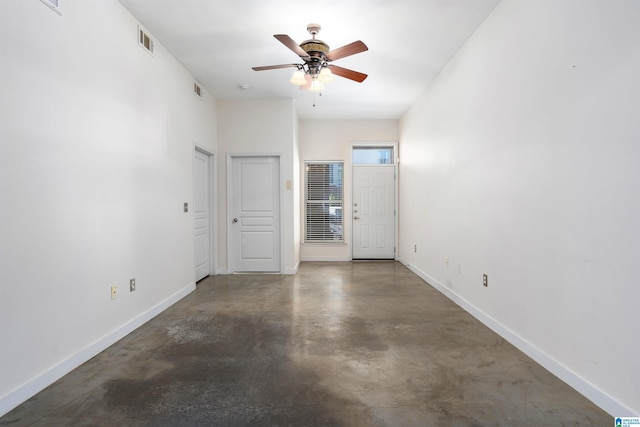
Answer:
[194,149,210,281]
[352,165,395,259]
[229,156,280,272]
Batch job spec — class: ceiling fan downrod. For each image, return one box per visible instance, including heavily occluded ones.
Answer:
[307,23,321,38]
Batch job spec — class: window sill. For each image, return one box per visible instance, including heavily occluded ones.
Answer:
[303,242,347,246]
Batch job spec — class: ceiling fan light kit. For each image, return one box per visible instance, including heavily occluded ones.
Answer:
[318,67,334,83]
[309,80,324,93]
[252,23,368,97]
[289,70,306,85]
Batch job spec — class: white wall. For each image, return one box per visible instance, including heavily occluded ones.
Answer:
[399,0,640,416]
[216,99,299,274]
[0,0,217,415]
[299,120,399,260]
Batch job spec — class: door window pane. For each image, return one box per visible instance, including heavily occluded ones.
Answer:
[352,147,393,164]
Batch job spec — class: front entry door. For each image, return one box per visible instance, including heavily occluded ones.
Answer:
[352,165,395,259]
[229,156,280,272]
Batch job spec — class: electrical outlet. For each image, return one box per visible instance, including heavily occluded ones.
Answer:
[483,274,488,287]
[445,258,449,268]
[111,285,118,299]
[414,244,417,253]
[457,263,462,274]
[130,278,136,292]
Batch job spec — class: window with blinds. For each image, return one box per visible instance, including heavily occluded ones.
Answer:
[305,161,344,243]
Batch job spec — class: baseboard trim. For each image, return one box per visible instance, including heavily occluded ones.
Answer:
[0,282,196,417]
[283,261,300,275]
[400,259,632,417]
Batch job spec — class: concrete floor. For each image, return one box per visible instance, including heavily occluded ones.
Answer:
[1,262,609,426]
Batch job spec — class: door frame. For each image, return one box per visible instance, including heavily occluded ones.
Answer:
[226,153,283,273]
[351,142,399,261]
[193,144,217,278]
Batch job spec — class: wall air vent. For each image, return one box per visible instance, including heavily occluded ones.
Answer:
[138,25,154,55]
[40,0,62,15]
[194,82,202,98]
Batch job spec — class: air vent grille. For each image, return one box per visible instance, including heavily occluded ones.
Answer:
[194,82,202,97]
[138,25,154,55]
[40,0,62,15]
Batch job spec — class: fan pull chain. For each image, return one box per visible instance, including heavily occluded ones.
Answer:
[312,92,323,108]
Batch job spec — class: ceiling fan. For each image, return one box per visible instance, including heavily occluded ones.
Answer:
[252,23,368,93]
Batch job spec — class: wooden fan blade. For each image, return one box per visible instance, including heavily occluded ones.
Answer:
[252,64,299,71]
[274,34,309,58]
[326,40,368,61]
[328,65,368,83]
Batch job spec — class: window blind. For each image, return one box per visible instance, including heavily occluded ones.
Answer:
[305,162,344,242]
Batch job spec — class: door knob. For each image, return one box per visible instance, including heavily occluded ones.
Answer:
[354,216,360,220]
[233,218,238,223]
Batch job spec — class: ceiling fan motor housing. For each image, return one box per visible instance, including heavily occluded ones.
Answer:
[300,24,329,77]
[301,22,329,73]
[300,39,329,55]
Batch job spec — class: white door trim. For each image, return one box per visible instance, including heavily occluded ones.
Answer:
[351,142,399,261]
[194,144,216,277]
[226,153,283,273]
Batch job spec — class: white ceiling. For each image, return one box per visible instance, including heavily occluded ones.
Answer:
[118,0,500,120]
